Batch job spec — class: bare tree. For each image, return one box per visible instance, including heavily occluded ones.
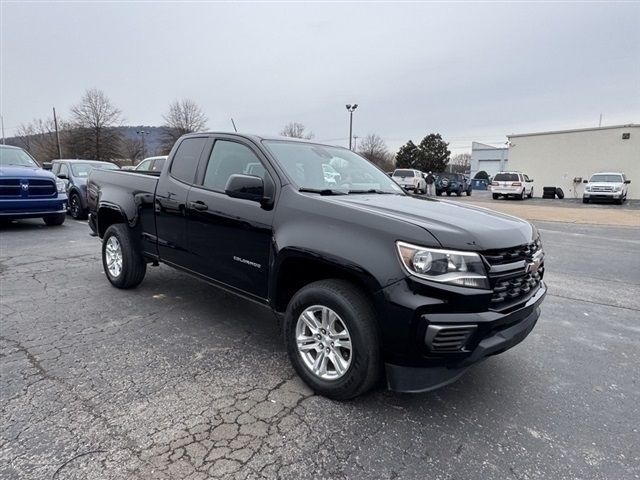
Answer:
[450,153,471,174]
[14,118,61,162]
[161,99,208,152]
[280,122,314,140]
[120,136,144,165]
[358,133,394,170]
[69,88,124,160]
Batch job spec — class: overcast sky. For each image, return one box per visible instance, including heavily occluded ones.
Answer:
[1,1,639,153]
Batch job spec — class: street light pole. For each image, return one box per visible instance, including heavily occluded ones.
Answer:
[136,129,149,161]
[345,104,358,150]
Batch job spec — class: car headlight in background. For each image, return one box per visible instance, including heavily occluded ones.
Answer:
[585,186,592,192]
[614,185,622,192]
[396,241,489,289]
[56,180,66,193]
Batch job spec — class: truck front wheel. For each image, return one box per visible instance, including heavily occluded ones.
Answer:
[284,279,381,400]
[102,224,146,289]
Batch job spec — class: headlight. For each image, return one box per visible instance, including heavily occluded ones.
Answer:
[585,186,591,192]
[614,185,622,192]
[396,241,489,289]
[56,180,66,193]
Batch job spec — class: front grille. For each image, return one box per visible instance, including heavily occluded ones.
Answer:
[0,178,56,198]
[425,324,477,352]
[491,270,542,305]
[591,186,613,192]
[483,240,541,265]
[482,240,544,308]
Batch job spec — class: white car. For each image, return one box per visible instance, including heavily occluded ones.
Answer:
[491,172,534,200]
[135,156,167,172]
[582,172,630,204]
[392,168,426,194]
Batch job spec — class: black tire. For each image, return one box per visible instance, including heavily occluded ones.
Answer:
[446,191,452,196]
[519,190,525,200]
[436,191,442,196]
[69,192,87,220]
[466,188,472,196]
[493,193,499,200]
[555,187,565,199]
[583,198,589,204]
[614,198,622,205]
[43,213,66,226]
[284,279,381,400]
[456,188,462,197]
[102,224,147,289]
[528,188,533,199]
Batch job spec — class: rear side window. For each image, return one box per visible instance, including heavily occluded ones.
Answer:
[170,138,207,184]
[494,173,519,182]
[393,169,415,178]
[152,158,166,172]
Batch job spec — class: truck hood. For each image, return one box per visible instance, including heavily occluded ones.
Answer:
[321,194,535,251]
[0,165,54,179]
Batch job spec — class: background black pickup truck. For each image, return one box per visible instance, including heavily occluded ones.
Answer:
[87,133,546,399]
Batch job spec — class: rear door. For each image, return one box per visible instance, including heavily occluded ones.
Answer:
[154,136,208,266]
[185,137,276,300]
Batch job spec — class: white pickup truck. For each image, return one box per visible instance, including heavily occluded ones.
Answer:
[392,169,426,194]
[582,172,630,204]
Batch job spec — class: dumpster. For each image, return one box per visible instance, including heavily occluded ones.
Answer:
[472,179,488,190]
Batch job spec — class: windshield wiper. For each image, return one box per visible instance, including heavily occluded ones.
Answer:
[299,188,347,196]
[348,189,396,194]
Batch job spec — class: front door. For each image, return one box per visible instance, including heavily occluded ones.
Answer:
[186,138,276,300]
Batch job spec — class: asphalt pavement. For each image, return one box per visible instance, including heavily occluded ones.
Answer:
[1,216,639,479]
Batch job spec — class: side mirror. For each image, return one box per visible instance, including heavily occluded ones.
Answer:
[57,173,68,180]
[625,180,631,184]
[583,179,588,184]
[42,162,52,170]
[225,174,266,204]
[529,178,534,182]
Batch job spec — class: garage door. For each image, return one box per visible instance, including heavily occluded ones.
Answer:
[478,160,505,177]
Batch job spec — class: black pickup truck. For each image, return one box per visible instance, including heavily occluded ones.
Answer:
[87,133,546,399]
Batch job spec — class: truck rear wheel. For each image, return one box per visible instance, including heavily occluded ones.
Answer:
[284,279,381,400]
[102,224,146,289]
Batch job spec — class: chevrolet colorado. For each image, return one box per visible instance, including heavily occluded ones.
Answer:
[87,133,546,399]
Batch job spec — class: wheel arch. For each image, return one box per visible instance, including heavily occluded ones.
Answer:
[270,249,383,314]
[96,203,129,238]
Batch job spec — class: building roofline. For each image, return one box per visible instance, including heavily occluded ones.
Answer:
[508,124,638,138]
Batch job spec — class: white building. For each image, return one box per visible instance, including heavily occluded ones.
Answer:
[470,142,508,179]
[507,124,639,199]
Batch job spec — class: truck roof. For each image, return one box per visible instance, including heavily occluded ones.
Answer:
[181,132,338,145]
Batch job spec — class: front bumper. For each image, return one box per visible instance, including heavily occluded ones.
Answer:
[583,192,623,200]
[0,195,68,218]
[380,278,546,393]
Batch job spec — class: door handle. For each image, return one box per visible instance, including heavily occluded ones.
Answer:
[189,201,208,211]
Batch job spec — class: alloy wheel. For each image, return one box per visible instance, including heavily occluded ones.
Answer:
[105,236,123,278]
[295,305,352,380]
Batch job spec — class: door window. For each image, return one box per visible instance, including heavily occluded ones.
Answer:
[202,140,267,191]
[136,159,152,170]
[170,138,207,184]
[51,163,60,175]
[58,163,69,178]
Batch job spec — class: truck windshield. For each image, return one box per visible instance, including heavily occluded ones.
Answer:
[0,147,39,168]
[590,174,623,183]
[263,140,403,194]
[71,162,118,177]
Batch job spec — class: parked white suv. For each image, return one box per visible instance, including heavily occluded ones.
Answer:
[491,172,534,200]
[392,168,427,194]
[582,172,630,204]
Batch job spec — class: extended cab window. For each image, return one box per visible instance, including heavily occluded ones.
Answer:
[170,138,207,184]
[203,140,267,191]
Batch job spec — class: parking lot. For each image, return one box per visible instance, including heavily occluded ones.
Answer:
[1,209,639,479]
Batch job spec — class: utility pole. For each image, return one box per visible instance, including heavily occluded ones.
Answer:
[53,107,62,158]
[599,113,603,128]
[345,104,358,150]
[231,118,238,132]
[1,114,5,145]
[353,135,359,151]
[136,129,149,161]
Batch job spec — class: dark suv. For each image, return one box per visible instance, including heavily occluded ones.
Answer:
[50,160,119,219]
[435,173,472,196]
